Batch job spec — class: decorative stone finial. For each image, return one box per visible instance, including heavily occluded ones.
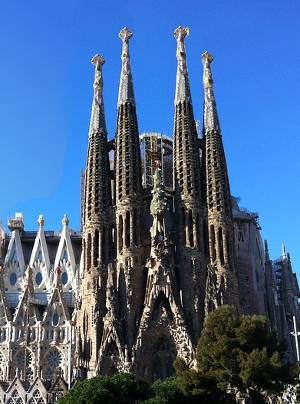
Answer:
[62,213,69,227]
[202,51,214,90]
[174,26,191,104]
[91,54,105,68]
[54,266,62,288]
[202,50,220,131]
[38,214,44,226]
[118,27,135,106]
[119,27,133,42]
[174,26,189,41]
[202,51,214,65]
[282,244,287,260]
[89,53,107,135]
[25,265,34,289]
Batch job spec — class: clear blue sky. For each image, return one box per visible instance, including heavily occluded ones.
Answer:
[0,1,299,274]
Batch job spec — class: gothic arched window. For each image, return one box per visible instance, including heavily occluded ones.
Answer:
[28,389,46,404]
[7,389,24,404]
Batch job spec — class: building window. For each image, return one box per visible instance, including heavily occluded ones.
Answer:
[35,272,43,286]
[10,273,17,286]
[61,272,68,285]
[52,311,60,326]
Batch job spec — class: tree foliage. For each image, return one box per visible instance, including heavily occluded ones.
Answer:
[58,373,149,404]
[196,305,290,393]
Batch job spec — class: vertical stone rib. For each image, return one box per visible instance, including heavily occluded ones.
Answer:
[202,51,239,310]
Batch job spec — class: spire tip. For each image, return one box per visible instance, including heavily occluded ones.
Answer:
[91,54,105,67]
[174,26,189,40]
[282,243,287,259]
[62,214,69,227]
[119,27,133,42]
[202,51,214,65]
[38,214,44,227]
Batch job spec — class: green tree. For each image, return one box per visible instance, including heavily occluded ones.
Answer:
[196,305,290,394]
[174,357,232,403]
[58,373,149,404]
[144,377,185,403]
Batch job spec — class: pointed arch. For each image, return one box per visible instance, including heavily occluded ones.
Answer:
[100,340,119,376]
[54,220,76,270]
[4,230,25,270]
[29,225,50,269]
[152,292,174,322]
[7,389,24,404]
[28,389,46,404]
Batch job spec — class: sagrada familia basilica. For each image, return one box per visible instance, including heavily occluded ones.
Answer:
[0,27,299,402]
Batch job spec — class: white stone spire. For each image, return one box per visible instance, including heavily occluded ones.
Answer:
[89,54,107,136]
[29,215,50,269]
[174,26,191,104]
[118,27,135,106]
[202,51,220,132]
[282,243,287,260]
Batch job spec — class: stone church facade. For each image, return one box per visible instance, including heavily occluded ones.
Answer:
[0,27,299,402]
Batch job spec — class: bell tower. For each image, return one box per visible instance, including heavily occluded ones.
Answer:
[76,54,113,376]
[202,51,239,312]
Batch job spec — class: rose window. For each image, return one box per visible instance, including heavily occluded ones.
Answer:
[42,349,63,380]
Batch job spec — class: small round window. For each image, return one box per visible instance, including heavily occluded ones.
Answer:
[61,272,68,285]
[52,311,59,326]
[35,272,43,286]
[10,272,17,286]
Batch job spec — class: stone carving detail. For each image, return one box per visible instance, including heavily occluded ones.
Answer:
[133,168,194,378]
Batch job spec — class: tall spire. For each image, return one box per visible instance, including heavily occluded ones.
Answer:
[118,27,135,106]
[174,26,191,103]
[203,51,239,311]
[173,26,206,340]
[77,53,113,375]
[114,27,143,352]
[173,26,202,203]
[202,51,231,217]
[89,54,107,136]
[115,27,142,205]
[282,243,287,260]
[83,54,112,227]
